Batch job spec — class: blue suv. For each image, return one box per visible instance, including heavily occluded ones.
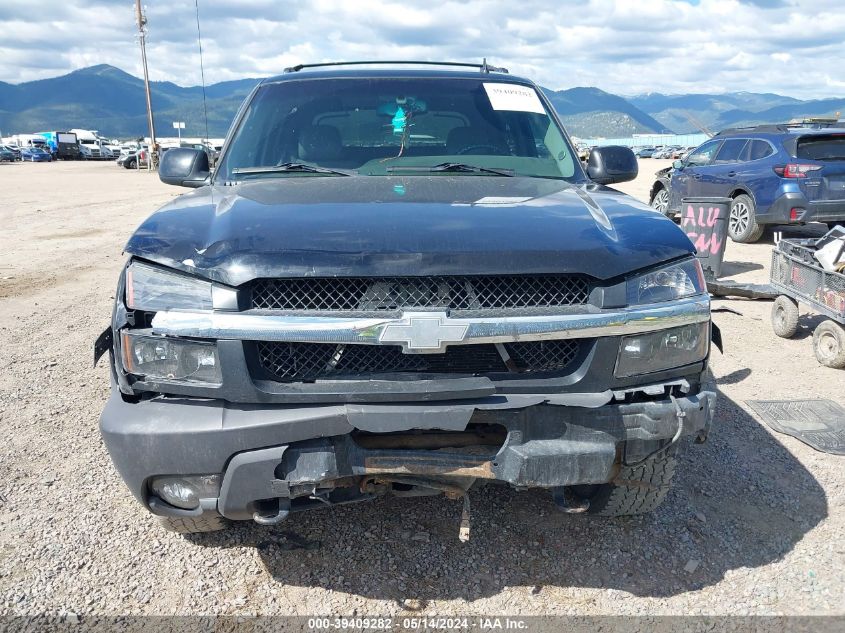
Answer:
[650,124,845,242]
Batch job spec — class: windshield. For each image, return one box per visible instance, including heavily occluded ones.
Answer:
[216,77,579,182]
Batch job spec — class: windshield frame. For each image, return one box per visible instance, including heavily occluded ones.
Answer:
[212,74,588,185]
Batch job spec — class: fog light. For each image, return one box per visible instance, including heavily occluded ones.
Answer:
[615,322,709,377]
[150,474,222,510]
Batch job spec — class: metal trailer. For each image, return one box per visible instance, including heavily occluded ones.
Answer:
[38,131,81,160]
[770,238,845,368]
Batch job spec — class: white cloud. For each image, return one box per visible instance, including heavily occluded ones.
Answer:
[0,0,842,99]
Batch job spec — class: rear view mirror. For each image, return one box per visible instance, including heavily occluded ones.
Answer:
[586,146,638,185]
[673,159,685,170]
[159,148,210,188]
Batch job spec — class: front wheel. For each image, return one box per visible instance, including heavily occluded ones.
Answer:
[651,187,670,215]
[813,320,845,368]
[728,194,764,243]
[571,450,677,516]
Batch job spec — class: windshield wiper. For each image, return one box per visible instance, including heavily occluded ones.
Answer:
[388,162,514,177]
[231,162,351,177]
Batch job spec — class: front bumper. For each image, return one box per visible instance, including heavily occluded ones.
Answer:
[100,378,716,521]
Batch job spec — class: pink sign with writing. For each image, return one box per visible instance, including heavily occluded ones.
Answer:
[681,204,725,256]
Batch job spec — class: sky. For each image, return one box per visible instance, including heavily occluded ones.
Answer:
[1,0,843,98]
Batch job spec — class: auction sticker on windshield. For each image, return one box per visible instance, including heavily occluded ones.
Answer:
[483,83,545,114]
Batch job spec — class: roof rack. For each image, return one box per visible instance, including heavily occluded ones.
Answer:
[716,119,842,136]
[283,59,509,74]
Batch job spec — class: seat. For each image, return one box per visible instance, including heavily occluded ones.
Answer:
[297,125,343,163]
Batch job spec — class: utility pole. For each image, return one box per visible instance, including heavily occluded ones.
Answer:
[135,0,156,170]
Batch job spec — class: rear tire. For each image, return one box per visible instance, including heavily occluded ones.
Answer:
[158,514,228,534]
[728,193,764,243]
[813,320,845,368]
[771,295,800,338]
[573,451,677,517]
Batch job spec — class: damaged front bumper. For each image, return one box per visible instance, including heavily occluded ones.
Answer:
[100,376,716,523]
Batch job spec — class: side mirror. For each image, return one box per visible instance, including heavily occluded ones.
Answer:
[672,159,685,170]
[159,147,210,188]
[586,145,638,185]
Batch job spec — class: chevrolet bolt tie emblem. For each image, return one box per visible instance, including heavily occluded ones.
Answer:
[378,312,469,353]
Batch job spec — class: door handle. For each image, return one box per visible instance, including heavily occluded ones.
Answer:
[693,174,702,180]
[726,171,737,177]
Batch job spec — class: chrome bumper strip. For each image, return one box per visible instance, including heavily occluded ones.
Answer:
[150,295,710,354]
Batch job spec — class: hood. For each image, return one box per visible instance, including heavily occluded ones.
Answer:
[125,176,694,286]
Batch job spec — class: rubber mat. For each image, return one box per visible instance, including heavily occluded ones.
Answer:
[747,399,845,455]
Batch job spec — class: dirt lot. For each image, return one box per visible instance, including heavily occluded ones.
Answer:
[1,159,843,618]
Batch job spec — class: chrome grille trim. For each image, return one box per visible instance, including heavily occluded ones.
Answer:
[150,295,710,353]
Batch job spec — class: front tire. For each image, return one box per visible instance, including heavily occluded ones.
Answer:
[651,187,670,216]
[728,193,764,243]
[572,451,677,517]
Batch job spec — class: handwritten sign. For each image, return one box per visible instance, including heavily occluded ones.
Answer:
[681,204,726,255]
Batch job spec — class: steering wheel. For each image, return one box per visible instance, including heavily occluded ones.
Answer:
[458,144,502,155]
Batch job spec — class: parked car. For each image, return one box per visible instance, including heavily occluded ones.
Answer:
[576,144,590,161]
[96,61,715,538]
[650,124,845,242]
[677,146,696,160]
[21,147,52,162]
[652,146,680,159]
[118,146,150,169]
[635,147,656,158]
[2,145,22,160]
[0,147,16,162]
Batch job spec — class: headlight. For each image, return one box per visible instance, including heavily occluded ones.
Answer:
[627,259,706,305]
[126,262,213,311]
[121,332,222,384]
[615,322,709,377]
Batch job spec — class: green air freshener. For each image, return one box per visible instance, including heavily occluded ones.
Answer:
[392,106,407,135]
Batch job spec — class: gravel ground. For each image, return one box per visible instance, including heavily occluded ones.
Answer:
[0,160,843,618]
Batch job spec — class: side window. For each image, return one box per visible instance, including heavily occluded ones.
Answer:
[713,139,748,164]
[747,139,774,161]
[685,140,721,166]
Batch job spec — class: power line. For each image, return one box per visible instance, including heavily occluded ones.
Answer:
[195,0,210,145]
[135,0,156,170]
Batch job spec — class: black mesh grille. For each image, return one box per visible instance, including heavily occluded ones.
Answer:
[256,340,581,382]
[250,275,591,313]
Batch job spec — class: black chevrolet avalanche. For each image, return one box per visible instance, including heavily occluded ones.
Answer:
[97,62,715,539]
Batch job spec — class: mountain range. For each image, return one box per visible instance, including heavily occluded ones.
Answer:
[1,64,843,139]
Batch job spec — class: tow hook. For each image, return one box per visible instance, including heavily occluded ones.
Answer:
[552,486,590,513]
[253,498,291,525]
